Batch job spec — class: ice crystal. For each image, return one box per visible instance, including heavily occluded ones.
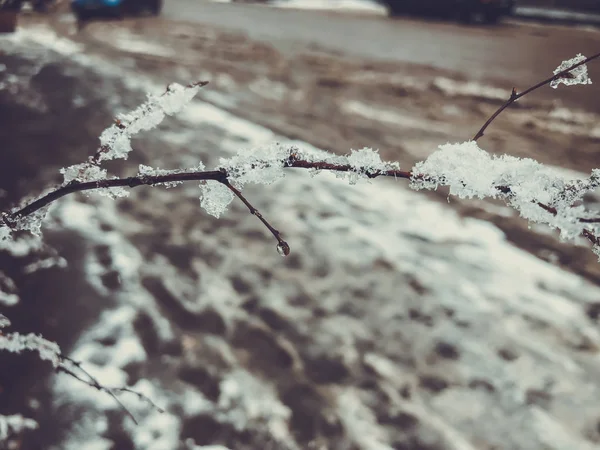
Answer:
[550,54,592,89]
[593,244,600,262]
[199,181,234,218]
[344,147,398,184]
[98,83,202,162]
[0,332,61,367]
[11,207,49,237]
[60,163,107,184]
[0,224,10,242]
[412,141,599,244]
[0,313,9,328]
[138,163,206,188]
[219,142,291,187]
[94,186,130,199]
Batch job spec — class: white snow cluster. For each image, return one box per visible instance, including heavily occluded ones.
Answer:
[219,142,291,187]
[411,141,600,249]
[0,414,38,442]
[0,331,61,367]
[0,313,10,328]
[60,163,107,184]
[198,144,398,218]
[98,83,201,162]
[0,222,11,242]
[138,163,206,189]
[199,181,235,219]
[346,147,398,183]
[550,53,592,89]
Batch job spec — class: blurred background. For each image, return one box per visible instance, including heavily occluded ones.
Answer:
[2,1,600,449]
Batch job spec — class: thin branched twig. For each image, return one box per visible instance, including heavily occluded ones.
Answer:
[58,356,164,424]
[473,51,600,141]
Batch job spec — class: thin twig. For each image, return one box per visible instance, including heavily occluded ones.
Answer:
[111,387,165,414]
[220,177,290,256]
[473,51,600,141]
[9,170,227,219]
[57,359,139,424]
[58,356,165,423]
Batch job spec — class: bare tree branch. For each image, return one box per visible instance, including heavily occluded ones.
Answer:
[473,51,600,141]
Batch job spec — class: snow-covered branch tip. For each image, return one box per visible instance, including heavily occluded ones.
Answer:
[0,315,163,426]
[473,51,600,141]
[0,53,599,260]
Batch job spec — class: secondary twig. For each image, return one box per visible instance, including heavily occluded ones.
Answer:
[473,51,600,141]
[220,177,291,256]
[58,356,164,424]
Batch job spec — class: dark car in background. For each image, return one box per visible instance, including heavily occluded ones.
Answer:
[71,0,161,20]
[380,0,515,23]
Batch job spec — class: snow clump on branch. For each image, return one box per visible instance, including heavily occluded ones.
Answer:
[411,141,600,247]
[98,82,203,162]
[550,53,592,89]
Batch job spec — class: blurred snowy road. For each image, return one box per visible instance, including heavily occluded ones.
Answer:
[163,0,600,112]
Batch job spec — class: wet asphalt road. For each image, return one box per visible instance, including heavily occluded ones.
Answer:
[163,0,600,112]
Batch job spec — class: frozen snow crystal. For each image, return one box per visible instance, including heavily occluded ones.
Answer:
[94,186,130,199]
[138,163,205,188]
[199,181,234,218]
[60,163,107,184]
[0,224,11,242]
[98,83,202,162]
[346,147,398,184]
[0,332,61,367]
[219,142,291,187]
[550,54,592,89]
[60,163,130,198]
[593,244,600,262]
[411,141,600,244]
[0,414,38,441]
[411,141,560,201]
[11,206,49,237]
[0,314,10,328]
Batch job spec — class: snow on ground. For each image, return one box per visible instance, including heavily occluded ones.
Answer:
[514,6,600,25]
[3,23,600,450]
[213,0,387,14]
[269,0,386,14]
[102,28,175,57]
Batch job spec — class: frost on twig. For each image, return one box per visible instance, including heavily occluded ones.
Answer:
[550,53,592,89]
[95,82,207,163]
[0,313,10,328]
[0,327,163,425]
[411,141,600,252]
[0,331,61,367]
[473,52,599,141]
